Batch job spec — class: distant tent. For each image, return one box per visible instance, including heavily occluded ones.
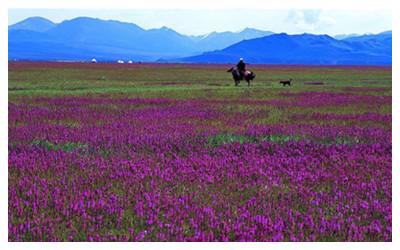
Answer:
[117,60,124,64]
[91,58,97,63]
[127,60,133,64]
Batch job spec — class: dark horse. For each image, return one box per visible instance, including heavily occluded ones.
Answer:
[227,67,255,87]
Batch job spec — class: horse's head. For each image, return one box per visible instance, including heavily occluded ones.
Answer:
[227,67,234,72]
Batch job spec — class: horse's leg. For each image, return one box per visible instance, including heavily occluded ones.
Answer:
[234,78,237,86]
[232,73,238,86]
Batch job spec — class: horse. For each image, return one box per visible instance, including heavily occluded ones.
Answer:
[227,67,255,87]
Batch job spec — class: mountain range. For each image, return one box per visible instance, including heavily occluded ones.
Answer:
[8,17,274,62]
[178,32,392,65]
[8,16,392,65]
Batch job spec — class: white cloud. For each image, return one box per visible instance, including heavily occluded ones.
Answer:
[284,9,336,34]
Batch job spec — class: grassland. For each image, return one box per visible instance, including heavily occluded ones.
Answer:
[8,62,392,242]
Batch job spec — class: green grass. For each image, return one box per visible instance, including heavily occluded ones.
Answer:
[22,140,88,153]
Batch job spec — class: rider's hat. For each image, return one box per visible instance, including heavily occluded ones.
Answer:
[240,58,243,61]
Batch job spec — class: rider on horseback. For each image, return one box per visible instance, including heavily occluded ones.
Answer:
[227,61,255,87]
[236,58,246,79]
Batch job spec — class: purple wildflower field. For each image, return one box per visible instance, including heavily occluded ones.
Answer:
[8,62,392,242]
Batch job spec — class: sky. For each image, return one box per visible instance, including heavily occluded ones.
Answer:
[8,8,392,36]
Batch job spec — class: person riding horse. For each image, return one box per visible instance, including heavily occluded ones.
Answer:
[236,58,246,79]
[227,58,255,87]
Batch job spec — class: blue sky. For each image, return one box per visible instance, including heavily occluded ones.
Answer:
[8,8,392,36]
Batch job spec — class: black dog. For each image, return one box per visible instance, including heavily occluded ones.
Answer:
[279,79,292,86]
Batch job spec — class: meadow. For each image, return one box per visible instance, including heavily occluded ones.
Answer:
[8,61,392,241]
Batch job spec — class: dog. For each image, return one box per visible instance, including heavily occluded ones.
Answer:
[279,79,292,86]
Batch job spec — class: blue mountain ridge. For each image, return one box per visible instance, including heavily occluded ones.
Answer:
[9,17,277,61]
[176,32,391,65]
[8,17,392,65]
[8,16,56,32]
